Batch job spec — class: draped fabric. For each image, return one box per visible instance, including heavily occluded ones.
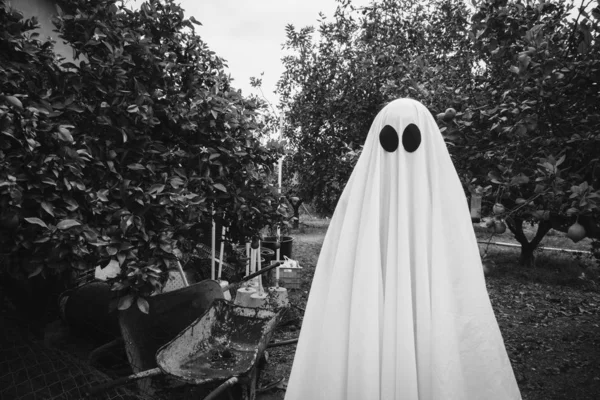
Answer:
[284,98,521,400]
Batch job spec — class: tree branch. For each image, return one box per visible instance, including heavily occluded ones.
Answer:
[506,216,529,246]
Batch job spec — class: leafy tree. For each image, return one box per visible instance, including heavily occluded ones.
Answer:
[0,0,282,318]
[278,0,600,265]
[452,0,600,264]
[278,0,474,213]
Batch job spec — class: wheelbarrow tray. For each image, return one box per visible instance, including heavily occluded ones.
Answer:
[118,279,225,376]
[155,298,283,386]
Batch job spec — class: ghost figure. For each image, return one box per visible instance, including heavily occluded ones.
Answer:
[284,99,521,400]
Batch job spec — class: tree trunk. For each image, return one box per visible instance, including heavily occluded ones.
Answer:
[289,198,303,229]
[506,217,553,267]
[519,243,536,267]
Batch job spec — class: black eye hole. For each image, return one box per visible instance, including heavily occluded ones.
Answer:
[402,123,421,153]
[379,125,399,152]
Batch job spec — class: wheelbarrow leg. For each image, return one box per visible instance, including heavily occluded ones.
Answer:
[248,365,259,400]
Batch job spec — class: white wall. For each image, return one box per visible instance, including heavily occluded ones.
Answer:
[8,0,76,63]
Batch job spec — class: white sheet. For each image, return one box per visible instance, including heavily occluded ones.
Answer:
[284,98,521,400]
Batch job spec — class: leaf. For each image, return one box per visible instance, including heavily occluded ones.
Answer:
[56,126,73,142]
[41,201,55,216]
[514,124,527,136]
[148,184,165,195]
[67,104,84,113]
[170,177,185,189]
[127,105,139,113]
[518,53,531,70]
[137,297,150,314]
[127,163,145,170]
[4,95,23,109]
[83,228,99,243]
[25,217,48,229]
[28,264,43,278]
[97,190,109,202]
[213,183,227,192]
[57,219,81,230]
[118,294,134,310]
[510,174,529,186]
[95,259,121,280]
[189,16,202,25]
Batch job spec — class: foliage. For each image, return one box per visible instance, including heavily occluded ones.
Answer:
[278,0,475,213]
[451,0,600,263]
[0,0,283,311]
[458,1,599,210]
[278,0,600,263]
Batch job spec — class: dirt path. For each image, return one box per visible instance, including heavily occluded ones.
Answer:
[256,227,327,399]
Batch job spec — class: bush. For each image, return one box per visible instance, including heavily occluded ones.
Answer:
[0,0,283,315]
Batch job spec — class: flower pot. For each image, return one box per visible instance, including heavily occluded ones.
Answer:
[261,236,294,260]
[261,247,276,264]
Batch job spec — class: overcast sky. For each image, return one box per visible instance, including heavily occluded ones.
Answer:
[176,0,373,109]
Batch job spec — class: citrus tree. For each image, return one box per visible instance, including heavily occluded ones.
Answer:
[278,0,600,265]
[0,0,282,318]
[278,0,474,213]
[449,0,600,264]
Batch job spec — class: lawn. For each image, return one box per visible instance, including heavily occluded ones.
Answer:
[257,216,600,400]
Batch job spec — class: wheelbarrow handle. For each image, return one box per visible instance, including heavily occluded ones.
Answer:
[203,376,239,400]
[86,367,162,397]
[268,337,299,348]
[222,261,285,292]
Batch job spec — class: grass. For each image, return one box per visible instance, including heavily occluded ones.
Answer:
[475,223,600,290]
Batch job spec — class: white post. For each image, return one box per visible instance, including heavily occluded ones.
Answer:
[245,242,250,277]
[218,225,226,280]
[276,115,284,279]
[257,241,263,294]
[277,157,283,262]
[211,207,216,280]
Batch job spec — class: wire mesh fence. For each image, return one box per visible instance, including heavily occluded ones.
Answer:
[0,315,157,400]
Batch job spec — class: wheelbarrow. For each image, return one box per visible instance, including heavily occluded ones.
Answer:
[87,298,285,399]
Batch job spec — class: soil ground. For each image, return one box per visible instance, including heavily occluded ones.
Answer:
[257,216,600,400]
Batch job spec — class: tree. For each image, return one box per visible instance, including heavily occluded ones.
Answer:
[455,0,600,265]
[278,0,474,213]
[0,0,283,320]
[278,0,600,265]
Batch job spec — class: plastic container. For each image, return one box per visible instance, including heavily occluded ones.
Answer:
[279,266,302,290]
[262,236,293,260]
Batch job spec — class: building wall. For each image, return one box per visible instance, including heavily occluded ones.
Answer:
[8,0,76,63]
